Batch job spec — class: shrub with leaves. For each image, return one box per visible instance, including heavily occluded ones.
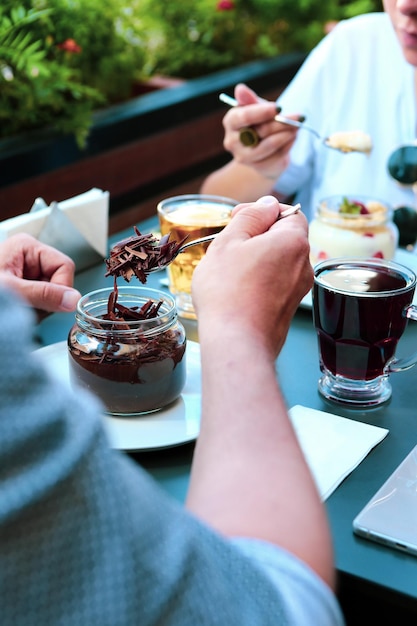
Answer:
[0,1,146,147]
[0,0,382,145]
[134,0,382,80]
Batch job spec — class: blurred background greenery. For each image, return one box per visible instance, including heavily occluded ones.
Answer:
[0,0,382,146]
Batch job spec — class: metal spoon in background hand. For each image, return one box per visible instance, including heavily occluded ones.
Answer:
[149,202,302,273]
[218,93,372,155]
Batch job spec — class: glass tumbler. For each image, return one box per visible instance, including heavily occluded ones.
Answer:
[157,194,236,319]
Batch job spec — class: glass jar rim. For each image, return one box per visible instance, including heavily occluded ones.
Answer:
[317,195,392,226]
[157,193,238,219]
[75,286,177,334]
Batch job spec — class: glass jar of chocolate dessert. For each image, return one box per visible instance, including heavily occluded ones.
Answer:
[309,195,399,267]
[68,286,186,416]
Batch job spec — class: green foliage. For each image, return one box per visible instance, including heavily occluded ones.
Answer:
[339,0,383,19]
[0,6,48,75]
[135,0,382,79]
[0,0,383,146]
[0,0,146,147]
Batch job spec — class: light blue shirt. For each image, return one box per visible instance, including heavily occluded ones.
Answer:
[0,287,344,625]
[275,13,417,221]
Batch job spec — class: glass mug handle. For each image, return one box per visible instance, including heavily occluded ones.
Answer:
[385,304,417,373]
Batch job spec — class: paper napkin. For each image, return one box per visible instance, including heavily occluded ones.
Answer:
[0,188,109,272]
[288,405,389,501]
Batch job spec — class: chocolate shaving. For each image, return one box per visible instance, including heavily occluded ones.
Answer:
[99,226,185,324]
[105,225,187,284]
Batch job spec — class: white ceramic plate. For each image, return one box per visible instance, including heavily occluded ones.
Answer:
[34,340,201,452]
[300,248,417,310]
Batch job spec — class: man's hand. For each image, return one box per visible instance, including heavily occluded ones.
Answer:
[192,195,313,357]
[0,233,81,315]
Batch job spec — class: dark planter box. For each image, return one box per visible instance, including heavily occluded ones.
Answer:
[0,53,305,233]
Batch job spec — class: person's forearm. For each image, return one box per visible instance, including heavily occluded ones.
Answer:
[186,324,335,590]
[200,161,276,203]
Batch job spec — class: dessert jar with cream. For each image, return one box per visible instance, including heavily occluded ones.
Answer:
[309,195,399,266]
[68,286,186,416]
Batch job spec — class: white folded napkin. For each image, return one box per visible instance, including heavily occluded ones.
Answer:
[289,405,389,501]
[0,188,109,271]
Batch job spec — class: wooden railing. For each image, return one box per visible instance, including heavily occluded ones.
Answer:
[0,53,306,234]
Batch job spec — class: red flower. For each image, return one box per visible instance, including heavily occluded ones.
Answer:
[57,38,82,54]
[216,0,235,10]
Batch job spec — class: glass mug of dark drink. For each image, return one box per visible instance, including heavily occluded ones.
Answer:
[312,258,417,408]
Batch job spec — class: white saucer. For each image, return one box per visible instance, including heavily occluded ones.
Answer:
[34,340,201,452]
[300,248,417,310]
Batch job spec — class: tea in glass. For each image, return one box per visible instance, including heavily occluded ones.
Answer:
[157,194,236,319]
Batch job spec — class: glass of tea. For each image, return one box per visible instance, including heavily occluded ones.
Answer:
[157,194,236,319]
[313,257,417,408]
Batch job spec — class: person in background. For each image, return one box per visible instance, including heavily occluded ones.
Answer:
[0,198,344,625]
[201,1,417,221]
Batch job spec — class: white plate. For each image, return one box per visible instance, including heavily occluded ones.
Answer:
[34,340,201,452]
[300,248,417,310]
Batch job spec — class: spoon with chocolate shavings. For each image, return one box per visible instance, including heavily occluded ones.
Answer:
[102,226,185,323]
[106,205,302,281]
[105,226,188,283]
[103,205,301,320]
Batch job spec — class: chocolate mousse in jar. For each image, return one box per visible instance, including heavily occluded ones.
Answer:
[309,195,399,267]
[68,286,186,416]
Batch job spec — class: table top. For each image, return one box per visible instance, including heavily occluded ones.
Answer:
[37,216,417,616]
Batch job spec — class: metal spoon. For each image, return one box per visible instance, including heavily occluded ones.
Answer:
[150,202,301,273]
[219,93,372,154]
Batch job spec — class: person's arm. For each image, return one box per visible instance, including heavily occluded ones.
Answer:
[0,207,342,624]
[0,232,80,314]
[188,195,335,590]
[0,283,341,625]
[201,83,299,202]
[201,159,280,202]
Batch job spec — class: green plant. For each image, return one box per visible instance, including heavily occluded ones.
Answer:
[0,0,383,146]
[339,0,383,19]
[134,0,382,80]
[0,1,146,147]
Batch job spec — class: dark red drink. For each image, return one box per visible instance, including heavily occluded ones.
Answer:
[313,261,415,381]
